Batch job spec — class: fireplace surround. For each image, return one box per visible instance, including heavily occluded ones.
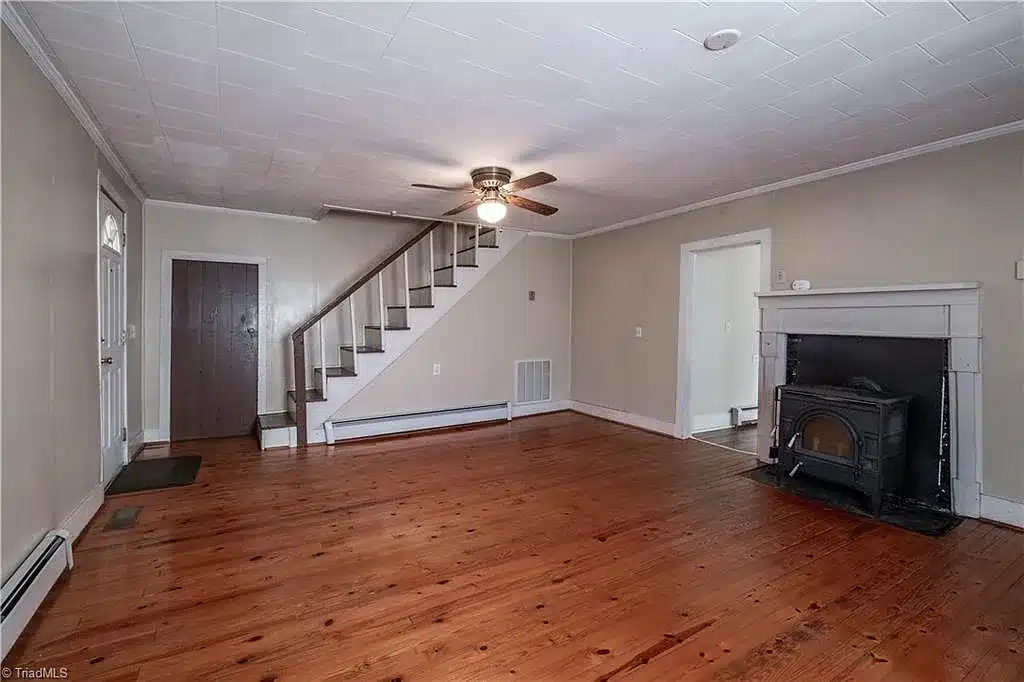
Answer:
[756,283,982,519]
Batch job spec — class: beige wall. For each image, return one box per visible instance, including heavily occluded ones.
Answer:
[341,236,572,418]
[572,133,1024,503]
[1,27,144,580]
[142,202,417,431]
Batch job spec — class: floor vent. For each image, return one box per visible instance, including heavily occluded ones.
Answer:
[516,359,552,404]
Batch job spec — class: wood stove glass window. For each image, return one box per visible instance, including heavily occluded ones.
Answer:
[801,414,854,459]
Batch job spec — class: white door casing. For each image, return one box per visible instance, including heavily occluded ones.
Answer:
[99,190,127,486]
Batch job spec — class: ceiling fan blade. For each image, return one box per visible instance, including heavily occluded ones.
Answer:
[411,183,474,193]
[506,194,558,216]
[502,171,556,193]
[442,198,482,216]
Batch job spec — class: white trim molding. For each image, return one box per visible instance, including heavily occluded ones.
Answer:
[2,2,144,200]
[511,400,571,418]
[692,413,733,434]
[61,483,104,542]
[980,495,1024,530]
[570,400,675,437]
[676,229,772,439]
[574,121,1024,240]
[145,199,314,224]
[756,282,983,519]
[156,251,270,442]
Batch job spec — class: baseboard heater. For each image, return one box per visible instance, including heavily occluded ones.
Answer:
[730,404,759,427]
[324,402,510,443]
[1,530,73,661]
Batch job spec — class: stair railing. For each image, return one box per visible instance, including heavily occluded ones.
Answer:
[291,219,442,445]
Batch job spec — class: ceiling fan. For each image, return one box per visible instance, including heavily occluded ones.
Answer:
[411,166,558,224]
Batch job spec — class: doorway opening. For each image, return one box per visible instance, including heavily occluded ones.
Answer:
[676,229,770,453]
[169,259,259,441]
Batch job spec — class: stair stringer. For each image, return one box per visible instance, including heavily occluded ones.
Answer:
[295,229,527,443]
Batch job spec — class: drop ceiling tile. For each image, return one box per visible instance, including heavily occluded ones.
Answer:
[91,102,161,132]
[162,125,219,146]
[218,49,295,94]
[135,45,218,92]
[220,128,279,153]
[842,2,965,59]
[121,2,218,63]
[219,82,287,137]
[710,75,795,113]
[765,2,884,55]
[948,1,1017,21]
[287,87,354,124]
[149,82,218,117]
[74,75,154,113]
[903,47,1013,95]
[311,1,411,35]
[969,66,1024,97]
[219,2,314,31]
[291,53,374,100]
[155,103,219,135]
[768,40,869,89]
[137,1,217,27]
[49,40,142,85]
[770,77,864,116]
[688,36,797,86]
[892,83,986,118]
[835,44,938,92]
[26,2,135,60]
[995,36,1024,67]
[216,5,306,67]
[105,124,163,147]
[921,4,1023,64]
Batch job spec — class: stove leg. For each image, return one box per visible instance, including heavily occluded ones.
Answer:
[869,491,883,516]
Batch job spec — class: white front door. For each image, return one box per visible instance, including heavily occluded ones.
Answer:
[99,191,127,486]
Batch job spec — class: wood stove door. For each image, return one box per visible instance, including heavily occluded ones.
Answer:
[794,410,862,471]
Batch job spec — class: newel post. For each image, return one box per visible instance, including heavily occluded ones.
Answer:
[292,332,307,447]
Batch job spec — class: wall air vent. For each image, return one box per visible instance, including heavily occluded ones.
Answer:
[515,359,552,404]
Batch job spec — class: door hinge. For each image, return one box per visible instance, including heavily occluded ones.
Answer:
[121,427,127,442]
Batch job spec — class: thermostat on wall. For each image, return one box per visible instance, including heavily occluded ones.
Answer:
[791,279,811,291]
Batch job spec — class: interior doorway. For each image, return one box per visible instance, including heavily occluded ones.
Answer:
[99,189,127,485]
[676,229,771,450]
[170,259,259,441]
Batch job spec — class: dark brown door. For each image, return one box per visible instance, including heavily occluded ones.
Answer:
[170,259,258,440]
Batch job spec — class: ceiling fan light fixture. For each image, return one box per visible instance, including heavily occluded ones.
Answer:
[476,197,507,223]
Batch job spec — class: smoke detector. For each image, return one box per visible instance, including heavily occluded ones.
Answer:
[704,28,741,51]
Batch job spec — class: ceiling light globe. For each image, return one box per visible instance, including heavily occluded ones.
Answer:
[477,199,507,223]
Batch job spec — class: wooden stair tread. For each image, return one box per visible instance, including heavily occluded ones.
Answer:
[340,345,384,353]
[287,389,325,403]
[388,304,434,309]
[365,325,410,330]
[456,245,497,255]
[435,264,479,271]
[257,412,295,429]
[314,366,357,378]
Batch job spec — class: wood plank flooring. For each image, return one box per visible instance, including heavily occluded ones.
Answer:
[694,425,758,454]
[8,412,1023,681]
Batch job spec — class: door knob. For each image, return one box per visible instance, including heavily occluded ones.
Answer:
[100,357,113,365]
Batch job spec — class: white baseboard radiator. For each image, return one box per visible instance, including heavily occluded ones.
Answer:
[324,402,510,443]
[1,530,73,661]
[730,404,759,427]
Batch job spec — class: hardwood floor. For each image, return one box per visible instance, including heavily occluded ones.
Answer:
[9,412,1023,681]
[694,425,758,454]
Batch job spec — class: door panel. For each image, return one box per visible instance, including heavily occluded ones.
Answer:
[170,260,259,440]
[99,192,126,486]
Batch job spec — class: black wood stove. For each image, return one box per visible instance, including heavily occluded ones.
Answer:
[775,384,912,514]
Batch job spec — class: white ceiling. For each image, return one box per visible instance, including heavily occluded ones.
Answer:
[20,1,1024,234]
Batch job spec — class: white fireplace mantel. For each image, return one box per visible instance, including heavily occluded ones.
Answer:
[755,282,982,519]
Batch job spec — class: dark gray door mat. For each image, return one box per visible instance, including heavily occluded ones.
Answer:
[106,456,202,495]
[103,506,142,530]
[740,463,962,537]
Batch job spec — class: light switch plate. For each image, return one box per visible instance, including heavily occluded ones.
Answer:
[635,326,643,338]
[1016,260,1023,280]
[432,364,441,376]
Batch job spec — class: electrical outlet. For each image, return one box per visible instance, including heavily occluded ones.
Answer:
[773,267,787,285]
[635,326,643,338]
[432,364,441,376]
[528,290,536,301]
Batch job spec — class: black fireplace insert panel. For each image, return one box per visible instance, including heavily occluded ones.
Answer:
[777,384,912,514]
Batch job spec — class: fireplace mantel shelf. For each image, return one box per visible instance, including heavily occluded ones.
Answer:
[756,282,980,298]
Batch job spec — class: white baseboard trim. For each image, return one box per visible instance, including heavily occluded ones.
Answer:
[692,412,733,434]
[510,400,572,418]
[127,430,145,458]
[980,494,1024,529]
[569,401,676,437]
[61,483,105,542]
[143,429,168,443]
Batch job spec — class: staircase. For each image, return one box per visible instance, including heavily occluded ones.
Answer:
[258,220,523,449]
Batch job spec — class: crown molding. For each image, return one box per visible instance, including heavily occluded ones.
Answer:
[573,119,1024,240]
[144,199,316,223]
[2,1,144,200]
